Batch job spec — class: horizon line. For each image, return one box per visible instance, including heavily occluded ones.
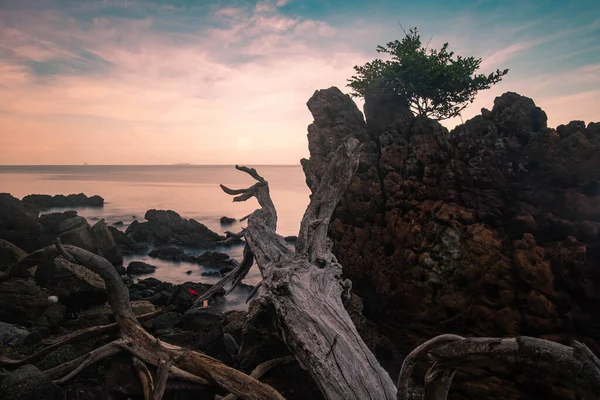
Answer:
[0,164,304,167]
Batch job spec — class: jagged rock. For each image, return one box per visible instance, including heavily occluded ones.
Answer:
[151,312,182,332]
[149,246,236,269]
[90,219,122,265]
[158,309,229,362]
[35,255,107,311]
[284,235,298,243]
[112,220,124,226]
[21,193,104,208]
[0,193,41,252]
[38,212,122,266]
[108,225,147,255]
[148,245,184,260]
[0,365,63,400]
[0,321,29,347]
[302,87,600,399]
[125,209,222,248]
[220,216,236,225]
[126,261,157,275]
[0,278,53,326]
[0,239,27,272]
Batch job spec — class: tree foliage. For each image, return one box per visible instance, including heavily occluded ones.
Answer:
[347,26,509,120]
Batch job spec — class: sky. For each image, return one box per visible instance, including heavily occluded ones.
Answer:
[0,0,599,165]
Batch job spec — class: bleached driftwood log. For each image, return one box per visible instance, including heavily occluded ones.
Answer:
[397,334,600,400]
[204,138,398,400]
[199,138,600,400]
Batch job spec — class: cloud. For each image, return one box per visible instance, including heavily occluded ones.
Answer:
[0,0,598,164]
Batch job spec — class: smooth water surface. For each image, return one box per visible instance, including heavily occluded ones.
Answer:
[0,165,310,310]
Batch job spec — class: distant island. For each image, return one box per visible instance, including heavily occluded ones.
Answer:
[172,163,191,166]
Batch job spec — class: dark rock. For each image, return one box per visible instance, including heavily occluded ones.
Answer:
[185,270,192,275]
[35,303,66,328]
[37,341,96,370]
[0,278,52,326]
[0,321,29,347]
[140,277,162,287]
[148,245,184,260]
[238,300,289,371]
[220,216,236,225]
[35,255,107,311]
[0,193,41,252]
[223,310,246,343]
[201,270,221,277]
[302,87,600,399]
[169,282,221,313]
[149,246,235,269]
[112,220,124,226]
[108,225,147,255]
[159,309,228,361]
[179,308,226,331]
[151,312,182,332]
[0,239,27,272]
[125,209,222,248]
[23,326,51,346]
[284,235,298,243]
[219,266,234,275]
[90,219,122,265]
[114,264,126,275]
[39,212,122,266]
[21,193,104,208]
[0,365,63,399]
[127,261,157,275]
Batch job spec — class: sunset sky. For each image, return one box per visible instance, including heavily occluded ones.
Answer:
[1,0,599,165]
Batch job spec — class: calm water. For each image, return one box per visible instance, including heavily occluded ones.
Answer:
[0,165,310,310]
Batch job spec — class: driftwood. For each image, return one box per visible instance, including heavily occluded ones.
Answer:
[207,139,398,399]
[397,335,600,400]
[0,239,285,400]
[2,138,600,400]
[198,138,600,400]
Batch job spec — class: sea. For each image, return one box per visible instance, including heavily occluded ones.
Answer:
[0,165,310,310]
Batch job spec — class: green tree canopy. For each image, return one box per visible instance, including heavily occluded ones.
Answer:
[347,27,509,121]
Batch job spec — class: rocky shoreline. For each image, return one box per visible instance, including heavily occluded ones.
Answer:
[0,194,327,399]
[0,88,598,399]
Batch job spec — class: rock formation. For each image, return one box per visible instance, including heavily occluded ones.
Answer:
[126,209,223,248]
[21,193,104,208]
[302,87,600,399]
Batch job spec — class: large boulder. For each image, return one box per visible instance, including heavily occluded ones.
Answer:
[34,255,107,311]
[127,261,157,275]
[149,247,235,269]
[108,225,147,255]
[0,365,63,400]
[302,87,600,399]
[0,321,30,347]
[0,278,53,326]
[0,239,27,272]
[90,219,123,265]
[21,193,104,208]
[126,209,222,248]
[0,193,41,252]
[39,212,123,266]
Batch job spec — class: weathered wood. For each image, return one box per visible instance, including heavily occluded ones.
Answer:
[397,334,600,400]
[46,239,285,400]
[221,139,398,400]
[0,306,174,367]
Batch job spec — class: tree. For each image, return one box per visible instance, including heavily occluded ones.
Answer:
[347,26,509,120]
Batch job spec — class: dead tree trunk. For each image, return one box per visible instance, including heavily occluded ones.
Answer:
[210,138,398,400]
